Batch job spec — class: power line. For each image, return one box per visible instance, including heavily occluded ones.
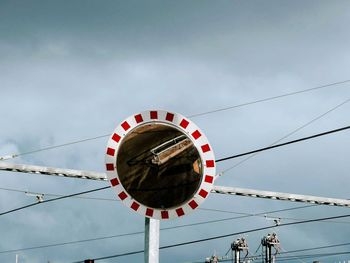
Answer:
[0,203,328,255]
[2,185,332,221]
[1,123,349,247]
[0,82,347,260]
[0,186,110,217]
[0,134,110,161]
[158,213,350,250]
[0,186,118,202]
[2,124,349,215]
[0,107,349,255]
[79,249,145,262]
[0,230,145,255]
[0,186,330,221]
[200,207,350,225]
[0,207,301,254]
[279,241,350,255]
[0,86,346,213]
[3,121,348,217]
[0,92,346,219]
[220,97,350,174]
[0,187,347,255]
[72,212,350,262]
[188,79,350,118]
[1,79,349,161]
[216,124,350,163]
[0,181,348,255]
[277,250,350,262]
[0,214,260,255]
[279,245,309,263]
[198,205,315,215]
[2,124,349,201]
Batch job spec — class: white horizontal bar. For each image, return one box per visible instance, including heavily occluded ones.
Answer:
[212,185,350,207]
[1,163,348,208]
[0,162,107,181]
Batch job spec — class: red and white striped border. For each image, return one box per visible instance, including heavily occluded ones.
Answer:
[105,110,216,220]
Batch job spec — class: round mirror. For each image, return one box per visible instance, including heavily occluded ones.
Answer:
[117,123,202,209]
[105,110,215,220]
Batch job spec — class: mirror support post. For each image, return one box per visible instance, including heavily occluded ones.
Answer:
[145,217,160,263]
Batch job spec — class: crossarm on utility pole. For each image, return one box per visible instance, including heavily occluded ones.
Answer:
[212,185,350,207]
[0,162,107,181]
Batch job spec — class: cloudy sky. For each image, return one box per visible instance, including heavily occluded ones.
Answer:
[1,0,350,262]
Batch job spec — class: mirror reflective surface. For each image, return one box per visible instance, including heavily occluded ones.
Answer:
[117,123,202,209]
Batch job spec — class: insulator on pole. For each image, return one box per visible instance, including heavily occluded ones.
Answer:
[261,233,280,263]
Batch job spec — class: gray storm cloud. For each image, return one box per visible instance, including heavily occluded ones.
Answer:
[0,1,350,262]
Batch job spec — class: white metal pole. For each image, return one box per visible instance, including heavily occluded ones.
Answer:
[212,185,350,207]
[3,162,350,208]
[0,162,107,181]
[144,217,160,263]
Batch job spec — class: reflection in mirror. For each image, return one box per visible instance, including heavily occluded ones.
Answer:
[117,123,202,209]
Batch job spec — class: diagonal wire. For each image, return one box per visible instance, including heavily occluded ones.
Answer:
[1,79,349,161]
[220,98,350,174]
[0,203,324,255]
[0,134,110,161]
[8,183,349,224]
[215,124,350,163]
[1,183,349,255]
[0,93,349,256]
[188,79,350,118]
[279,241,350,255]
[0,186,119,202]
[280,245,308,263]
[72,212,350,262]
[276,250,350,261]
[0,186,110,217]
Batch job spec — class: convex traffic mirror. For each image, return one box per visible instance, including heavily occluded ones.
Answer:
[105,110,216,220]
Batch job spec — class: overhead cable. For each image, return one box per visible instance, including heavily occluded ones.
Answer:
[279,241,350,255]
[0,203,331,255]
[188,79,350,118]
[72,212,350,262]
[276,250,350,262]
[0,134,110,161]
[0,186,110,217]
[0,186,118,202]
[220,97,350,174]
[1,79,349,161]
[216,124,350,163]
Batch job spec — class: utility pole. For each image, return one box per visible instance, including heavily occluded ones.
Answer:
[261,233,280,263]
[231,237,249,263]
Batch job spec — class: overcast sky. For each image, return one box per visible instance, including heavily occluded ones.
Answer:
[1,1,350,262]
